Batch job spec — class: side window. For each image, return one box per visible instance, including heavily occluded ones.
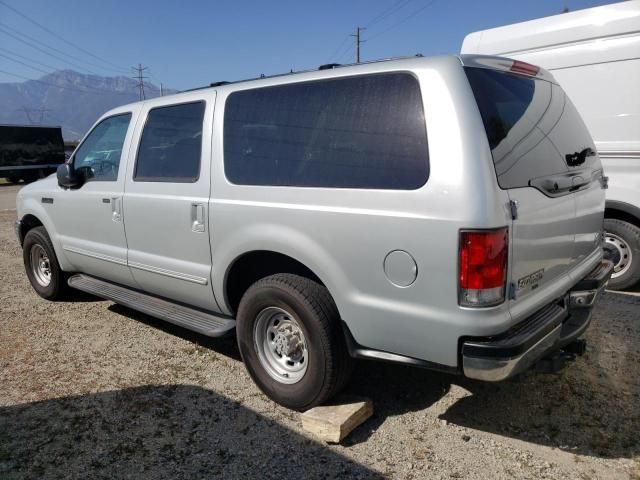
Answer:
[134,101,205,182]
[223,73,429,189]
[73,113,132,182]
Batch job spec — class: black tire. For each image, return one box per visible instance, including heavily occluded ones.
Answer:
[604,218,640,290]
[22,226,69,300]
[236,273,353,411]
[7,175,21,184]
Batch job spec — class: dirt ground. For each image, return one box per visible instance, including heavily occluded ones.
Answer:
[1,209,638,479]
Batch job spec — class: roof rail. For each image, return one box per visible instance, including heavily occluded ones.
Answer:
[179,54,427,93]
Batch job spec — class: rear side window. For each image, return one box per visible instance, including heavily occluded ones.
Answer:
[135,101,205,182]
[465,67,595,190]
[223,73,429,189]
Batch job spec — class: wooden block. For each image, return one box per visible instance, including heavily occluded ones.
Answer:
[300,397,373,443]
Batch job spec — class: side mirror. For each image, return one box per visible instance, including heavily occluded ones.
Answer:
[57,163,81,188]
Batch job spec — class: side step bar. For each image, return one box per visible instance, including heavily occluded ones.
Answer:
[68,274,236,337]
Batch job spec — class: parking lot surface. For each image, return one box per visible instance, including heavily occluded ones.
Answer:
[1,209,638,479]
[0,183,21,211]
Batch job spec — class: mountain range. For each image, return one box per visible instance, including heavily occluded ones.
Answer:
[0,70,176,140]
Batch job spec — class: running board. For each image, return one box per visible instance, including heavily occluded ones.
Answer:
[68,274,236,337]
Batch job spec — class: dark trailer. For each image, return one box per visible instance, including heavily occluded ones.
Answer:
[0,124,65,183]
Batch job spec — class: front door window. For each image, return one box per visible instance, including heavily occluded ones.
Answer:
[73,113,132,182]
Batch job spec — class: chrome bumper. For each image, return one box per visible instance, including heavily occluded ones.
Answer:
[462,259,613,382]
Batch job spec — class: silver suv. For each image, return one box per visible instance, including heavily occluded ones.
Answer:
[15,55,613,410]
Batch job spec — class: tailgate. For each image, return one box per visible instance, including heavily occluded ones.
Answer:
[464,59,606,305]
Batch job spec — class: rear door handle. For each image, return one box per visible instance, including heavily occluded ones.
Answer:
[191,203,205,233]
[111,197,122,222]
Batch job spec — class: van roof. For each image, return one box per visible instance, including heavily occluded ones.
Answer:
[461,1,640,56]
[112,54,445,111]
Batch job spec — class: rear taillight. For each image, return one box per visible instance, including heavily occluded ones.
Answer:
[459,227,508,307]
[510,60,540,77]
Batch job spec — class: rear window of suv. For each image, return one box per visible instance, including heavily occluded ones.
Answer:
[465,67,592,190]
[223,72,429,189]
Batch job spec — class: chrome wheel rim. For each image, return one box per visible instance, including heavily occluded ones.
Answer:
[604,232,632,278]
[254,306,308,384]
[30,244,52,287]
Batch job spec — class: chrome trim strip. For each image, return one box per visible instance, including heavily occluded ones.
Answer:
[128,261,208,285]
[0,164,61,171]
[598,151,640,159]
[63,246,127,266]
[462,324,562,381]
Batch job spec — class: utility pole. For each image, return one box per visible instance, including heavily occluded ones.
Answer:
[132,64,149,100]
[160,82,164,97]
[351,26,365,63]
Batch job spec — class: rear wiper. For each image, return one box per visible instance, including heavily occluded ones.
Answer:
[565,147,595,167]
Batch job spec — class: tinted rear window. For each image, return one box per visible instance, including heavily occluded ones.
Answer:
[223,73,429,189]
[465,67,594,190]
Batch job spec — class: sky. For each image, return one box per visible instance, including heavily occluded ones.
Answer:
[0,0,619,91]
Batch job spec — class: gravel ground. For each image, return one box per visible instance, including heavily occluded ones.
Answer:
[1,209,638,480]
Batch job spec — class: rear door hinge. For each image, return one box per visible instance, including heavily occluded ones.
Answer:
[509,200,519,220]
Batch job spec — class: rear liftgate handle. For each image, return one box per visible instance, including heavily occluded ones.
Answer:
[191,203,205,233]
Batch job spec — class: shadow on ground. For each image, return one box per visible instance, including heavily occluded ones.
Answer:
[0,385,384,480]
[105,292,638,460]
[440,292,640,459]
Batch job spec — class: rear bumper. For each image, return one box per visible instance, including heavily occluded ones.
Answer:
[461,259,613,381]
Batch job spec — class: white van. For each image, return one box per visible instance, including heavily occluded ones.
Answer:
[462,1,640,289]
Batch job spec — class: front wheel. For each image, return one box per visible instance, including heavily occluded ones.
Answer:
[23,226,69,300]
[236,274,353,411]
[604,218,640,290]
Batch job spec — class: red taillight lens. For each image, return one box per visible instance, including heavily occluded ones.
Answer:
[510,60,540,77]
[459,227,508,307]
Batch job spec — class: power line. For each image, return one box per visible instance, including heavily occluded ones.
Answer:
[327,0,414,64]
[0,0,129,73]
[132,64,149,100]
[366,0,439,43]
[0,22,129,75]
[327,34,351,63]
[365,0,415,29]
[0,51,51,75]
[0,25,100,75]
[0,46,61,72]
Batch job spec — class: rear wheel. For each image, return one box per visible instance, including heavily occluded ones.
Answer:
[236,273,353,410]
[23,226,69,300]
[7,175,21,184]
[604,218,640,290]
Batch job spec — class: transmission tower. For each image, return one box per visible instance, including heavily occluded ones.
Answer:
[132,63,149,100]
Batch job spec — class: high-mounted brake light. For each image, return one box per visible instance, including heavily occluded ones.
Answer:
[459,227,508,307]
[510,60,540,77]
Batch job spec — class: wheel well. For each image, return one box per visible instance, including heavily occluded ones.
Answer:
[605,208,640,228]
[225,251,323,315]
[18,214,43,245]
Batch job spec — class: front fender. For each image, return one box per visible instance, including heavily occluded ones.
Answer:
[18,197,74,271]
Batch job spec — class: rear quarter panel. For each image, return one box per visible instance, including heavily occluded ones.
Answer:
[209,57,512,367]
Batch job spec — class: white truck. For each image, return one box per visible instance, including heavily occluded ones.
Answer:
[462,0,640,289]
